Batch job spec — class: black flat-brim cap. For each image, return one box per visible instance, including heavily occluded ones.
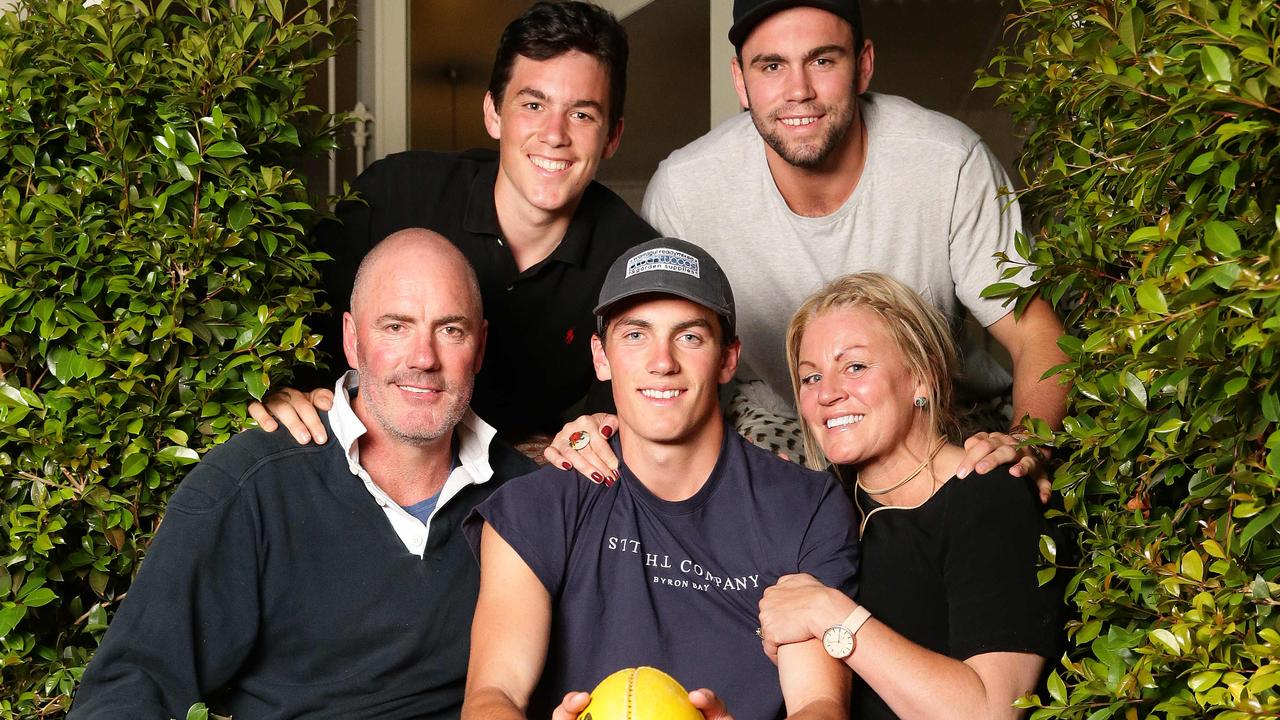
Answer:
[729,0,862,48]
[594,238,736,337]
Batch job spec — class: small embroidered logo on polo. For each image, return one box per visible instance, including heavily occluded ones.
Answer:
[624,248,700,279]
[565,328,575,345]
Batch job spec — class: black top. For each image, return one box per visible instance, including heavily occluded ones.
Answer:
[310,149,657,440]
[69,414,537,720]
[852,465,1060,719]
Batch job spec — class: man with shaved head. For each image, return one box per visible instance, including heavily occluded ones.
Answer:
[71,229,536,720]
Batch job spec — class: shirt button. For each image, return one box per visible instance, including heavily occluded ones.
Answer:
[376,498,387,507]
[506,285,513,291]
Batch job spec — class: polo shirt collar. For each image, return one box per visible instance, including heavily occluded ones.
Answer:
[462,157,594,269]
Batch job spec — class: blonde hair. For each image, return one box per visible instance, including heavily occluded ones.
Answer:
[785,273,962,471]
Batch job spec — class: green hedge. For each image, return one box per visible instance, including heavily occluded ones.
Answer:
[0,0,347,714]
[984,1,1280,717]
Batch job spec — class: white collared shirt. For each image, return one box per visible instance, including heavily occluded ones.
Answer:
[328,371,499,557]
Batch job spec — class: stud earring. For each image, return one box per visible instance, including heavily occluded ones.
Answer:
[913,396,927,408]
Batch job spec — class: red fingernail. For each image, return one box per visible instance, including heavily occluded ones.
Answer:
[604,477,615,488]
[591,472,604,484]
[561,462,572,471]
[601,426,613,438]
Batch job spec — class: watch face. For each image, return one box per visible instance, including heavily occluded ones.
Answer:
[823,626,854,659]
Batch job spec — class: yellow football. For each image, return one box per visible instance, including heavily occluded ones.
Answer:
[577,666,703,720]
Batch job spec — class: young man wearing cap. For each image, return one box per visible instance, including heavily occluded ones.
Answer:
[250,1,653,451]
[461,239,858,720]
[637,0,1068,485]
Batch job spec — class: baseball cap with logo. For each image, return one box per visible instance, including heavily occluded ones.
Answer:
[728,0,862,49]
[594,238,736,337]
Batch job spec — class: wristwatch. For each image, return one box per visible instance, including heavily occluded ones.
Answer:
[821,605,871,659]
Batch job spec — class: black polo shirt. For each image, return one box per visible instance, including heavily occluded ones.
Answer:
[310,149,656,441]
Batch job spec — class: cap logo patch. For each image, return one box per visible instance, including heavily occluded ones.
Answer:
[625,248,700,279]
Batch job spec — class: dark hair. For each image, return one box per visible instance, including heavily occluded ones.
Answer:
[488,1,629,130]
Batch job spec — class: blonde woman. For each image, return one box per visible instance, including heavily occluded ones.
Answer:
[758,272,1058,720]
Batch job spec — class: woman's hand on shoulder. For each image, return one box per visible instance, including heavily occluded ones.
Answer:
[248,386,334,444]
[955,431,1051,503]
[543,413,621,486]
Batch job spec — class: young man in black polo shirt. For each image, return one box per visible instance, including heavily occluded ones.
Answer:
[251,1,654,449]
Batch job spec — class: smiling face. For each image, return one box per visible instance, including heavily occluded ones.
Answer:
[795,306,927,471]
[732,6,873,170]
[592,296,739,448]
[343,234,486,447]
[484,50,623,222]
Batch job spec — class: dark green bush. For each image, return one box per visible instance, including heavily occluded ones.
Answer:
[0,0,347,714]
[984,1,1280,717]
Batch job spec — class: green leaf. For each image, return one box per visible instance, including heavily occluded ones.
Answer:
[1188,670,1222,692]
[186,703,211,720]
[1047,670,1066,703]
[1136,282,1168,314]
[0,383,28,407]
[21,588,56,608]
[206,140,247,158]
[1117,8,1141,54]
[1181,550,1203,582]
[155,446,199,465]
[1149,628,1181,654]
[1039,534,1057,562]
[244,370,268,400]
[1187,151,1215,175]
[980,282,1022,299]
[1122,372,1147,407]
[1241,505,1280,544]
[1200,45,1232,84]
[120,452,148,478]
[227,201,252,231]
[1204,221,1240,256]
[0,605,27,639]
[11,145,35,167]
[264,0,284,22]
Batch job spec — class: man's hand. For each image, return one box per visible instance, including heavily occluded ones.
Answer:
[543,413,621,486]
[551,690,591,720]
[247,387,334,445]
[689,688,735,719]
[758,574,853,664]
[955,431,1050,503]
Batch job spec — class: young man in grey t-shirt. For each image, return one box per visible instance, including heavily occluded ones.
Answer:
[550,0,1067,497]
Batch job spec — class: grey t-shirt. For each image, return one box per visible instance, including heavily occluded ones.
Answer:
[643,93,1031,413]
[466,428,859,720]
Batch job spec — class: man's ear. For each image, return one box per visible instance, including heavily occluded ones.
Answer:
[855,39,876,94]
[473,319,488,374]
[718,338,742,385]
[342,312,358,370]
[730,56,749,110]
[483,91,502,141]
[602,116,625,160]
[591,334,612,382]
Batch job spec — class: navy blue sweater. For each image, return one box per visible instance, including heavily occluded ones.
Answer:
[70,415,535,719]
